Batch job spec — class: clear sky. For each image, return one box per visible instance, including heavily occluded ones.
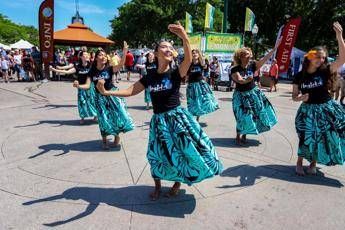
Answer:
[0,0,130,37]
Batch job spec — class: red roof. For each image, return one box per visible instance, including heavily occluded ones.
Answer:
[54,22,114,46]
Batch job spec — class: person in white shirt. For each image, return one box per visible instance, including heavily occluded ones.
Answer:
[1,56,10,83]
[13,50,23,81]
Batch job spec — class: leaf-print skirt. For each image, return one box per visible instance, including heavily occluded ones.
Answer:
[94,87,134,136]
[295,99,345,165]
[77,83,97,119]
[187,80,219,116]
[147,106,223,185]
[232,87,277,135]
[144,88,151,103]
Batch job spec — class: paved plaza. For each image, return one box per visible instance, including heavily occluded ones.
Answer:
[1,74,345,230]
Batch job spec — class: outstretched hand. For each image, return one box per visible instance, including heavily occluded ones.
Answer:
[123,41,129,49]
[333,21,343,37]
[168,21,188,40]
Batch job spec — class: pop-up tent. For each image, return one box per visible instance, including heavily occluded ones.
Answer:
[0,42,10,50]
[10,39,34,49]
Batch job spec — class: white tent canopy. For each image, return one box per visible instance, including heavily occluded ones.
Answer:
[0,42,10,50]
[10,39,34,49]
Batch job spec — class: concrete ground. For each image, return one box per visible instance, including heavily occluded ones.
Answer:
[0,74,345,230]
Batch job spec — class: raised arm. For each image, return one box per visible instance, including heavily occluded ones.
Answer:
[168,22,192,77]
[113,41,128,73]
[97,80,145,97]
[330,22,345,73]
[256,39,281,70]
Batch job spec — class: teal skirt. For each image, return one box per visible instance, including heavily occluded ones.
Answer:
[147,106,223,185]
[144,88,151,103]
[77,84,97,119]
[186,80,219,116]
[94,88,134,136]
[295,100,345,165]
[232,87,277,134]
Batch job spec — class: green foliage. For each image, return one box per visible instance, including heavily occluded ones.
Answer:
[109,0,224,48]
[228,0,345,55]
[0,14,38,46]
[110,0,345,55]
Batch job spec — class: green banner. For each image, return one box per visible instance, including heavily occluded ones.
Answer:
[189,33,203,51]
[205,33,242,53]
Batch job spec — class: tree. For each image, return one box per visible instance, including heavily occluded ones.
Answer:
[0,14,39,46]
[109,0,224,48]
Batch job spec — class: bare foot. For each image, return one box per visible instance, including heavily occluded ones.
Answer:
[241,135,247,144]
[80,119,85,125]
[295,165,305,176]
[102,142,110,150]
[150,189,161,201]
[235,136,243,146]
[165,182,181,198]
[307,162,317,175]
[114,135,120,146]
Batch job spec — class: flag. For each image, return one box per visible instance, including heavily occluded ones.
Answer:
[275,17,302,73]
[204,2,215,30]
[244,7,255,31]
[185,12,193,33]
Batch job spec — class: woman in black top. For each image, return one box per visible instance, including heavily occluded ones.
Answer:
[109,22,222,201]
[50,51,97,124]
[186,49,219,121]
[293,22,345,176]
[74,43,134,150]
[231,41,280,146]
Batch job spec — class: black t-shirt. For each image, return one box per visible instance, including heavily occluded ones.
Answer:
[89,66,114,92]
[140,67,181,114]
[230,62,256,92]
[74,62,91,84]
[292,66,331,104]
[145,61,157,76]
[188,63,204,83]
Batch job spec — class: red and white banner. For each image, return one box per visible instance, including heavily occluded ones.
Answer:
[39,0,54,78]
[276,17,301,73]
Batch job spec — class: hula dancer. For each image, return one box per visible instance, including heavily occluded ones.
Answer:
[108,22,223,200]
[186,49,219,121]
[293,22,345,176]
[231,41,280,146]
[50,51,97,124]
[74,42,134,150]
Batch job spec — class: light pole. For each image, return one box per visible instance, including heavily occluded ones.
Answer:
[252,24,259,59]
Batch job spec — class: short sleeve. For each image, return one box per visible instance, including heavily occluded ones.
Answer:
[230,66,240,75]
[139,75,149,88]
[292,72,301,85]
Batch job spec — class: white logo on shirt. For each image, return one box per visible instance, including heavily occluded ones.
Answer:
[301,76,323,89]
[149,77,172,92]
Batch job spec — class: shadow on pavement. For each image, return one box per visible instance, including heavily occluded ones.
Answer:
[127,105,151,111]
[211,137,261,148]
[33,104,77,110]
[22,185,196,226]
[218,97,232,102]
[15,119,96,128]
[217,164,343,189]
[29,140,119,158]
